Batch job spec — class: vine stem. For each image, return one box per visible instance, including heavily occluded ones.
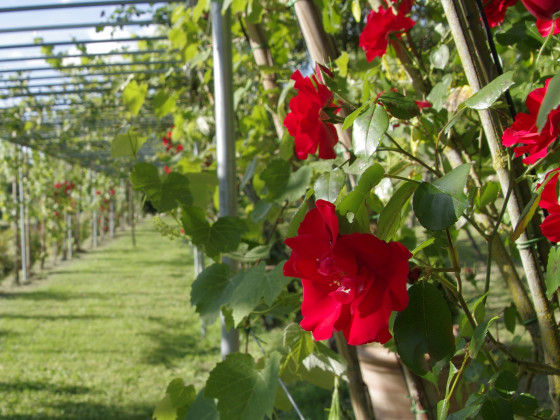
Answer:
[441,0,560,412]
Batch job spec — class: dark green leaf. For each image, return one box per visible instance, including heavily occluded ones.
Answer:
[511,393,538,417]
[261,159,291,201]
[314,169,346,203]
[504,304,517,334]
[281,166,312,203]
[545,247,560,299]
[352,104,389,158]
[181,207,247,260]
[184,172,218,209]
[477,181,499,210]
[394,283,455,378]
[130,162,160,198]
[378,91,420,120]
[159,172,193,212]
[413,164,471,230]
[205,353,280,420]
[480,398,513,420]
[377,181,419,241]
[495,371,517,398]
[464,72,515,110]
[537,69,560,132]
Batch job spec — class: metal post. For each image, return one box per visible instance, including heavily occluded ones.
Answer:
[109,200,115,237]
[211,0,239,358]
[66,212,73,259]
[92,173,98,248]
[18,164,27,283]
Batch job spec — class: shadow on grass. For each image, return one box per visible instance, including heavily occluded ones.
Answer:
[0,313,112,321]
[0,381,90,395]
[0,290,109,302]
[141,317,219,367]
[0,401,153,420]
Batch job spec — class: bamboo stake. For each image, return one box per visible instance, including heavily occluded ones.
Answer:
[441,0,560,411]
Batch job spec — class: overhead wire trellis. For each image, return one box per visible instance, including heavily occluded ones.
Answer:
[0,0,182,173]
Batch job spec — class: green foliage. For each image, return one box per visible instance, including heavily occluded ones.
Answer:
[463,72,515,110]
[545,247,560,299]
[111,127,148,158]
[413,164,471,230]
[205,352,280,420]
[122,79,148,115]
[394,283,455,380]
[352,104,389,158]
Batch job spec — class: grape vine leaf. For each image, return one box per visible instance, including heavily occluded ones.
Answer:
[181,206,247,260]
[190,263,233,325]
[122,79,148,115]
[205,352,280,420]
[111,127,147,158]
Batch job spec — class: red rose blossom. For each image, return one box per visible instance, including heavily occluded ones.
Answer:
[502,79,560,164]
[521,0,560,20]
[483,0,518,27]
[284,200,412,345]
[537,17,560,36]
[359,3,415,61]
[283,70,339,160]
[538,168,560,242]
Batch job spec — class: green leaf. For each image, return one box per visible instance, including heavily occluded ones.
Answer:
[464,71,515,110]
[537,70,560,132]
[352,104,389,158]
[470,316,499,358]
[377,91,420,120]
[122,79,148,115]
[511,393,538,417]
[477,181,499,210]
[281,166,312,203]
[337,164,384,219]
[504,304,517,334]
[314,169,346,203]
[545,247,560,299]
[413,164,471,230]
[430,44,449,70]
[130,162,161,198]
[190,263,232,325]
[261,159,290,201]
[480,397,514,420]
[185,390,219,420]
[394,283,455,378]
[182,207,247,260]
[111,127,147,158]
[184,172,218,209]
[130,163,192,212]
[287,189,314,238]
[228,262,291,325]
[205,352,280,420]
[377,181,419,241]
[342,100,371,131]
[427,74,452,112]
[153,396,177,420]
[153,90,177,118]
[351,0,361,22]
[495,371,517,399]
[159,172,193,212]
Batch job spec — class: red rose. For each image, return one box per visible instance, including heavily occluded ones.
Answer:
[176,144,183,153]
[502,79,560,164]
[538,168,560,242]
[284,200,412,345]
[359,3,415,61]
[537,17,560,36]
[521,0,560,20]
[283,70,339,160]
[483,0,518,27]
[164,165,171,174]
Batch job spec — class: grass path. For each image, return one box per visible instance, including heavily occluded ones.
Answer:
[0,221,221,420]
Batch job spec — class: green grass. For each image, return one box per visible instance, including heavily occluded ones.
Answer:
[0,220,221,420]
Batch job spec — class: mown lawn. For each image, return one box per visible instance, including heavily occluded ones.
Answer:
[0,220,221,420]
